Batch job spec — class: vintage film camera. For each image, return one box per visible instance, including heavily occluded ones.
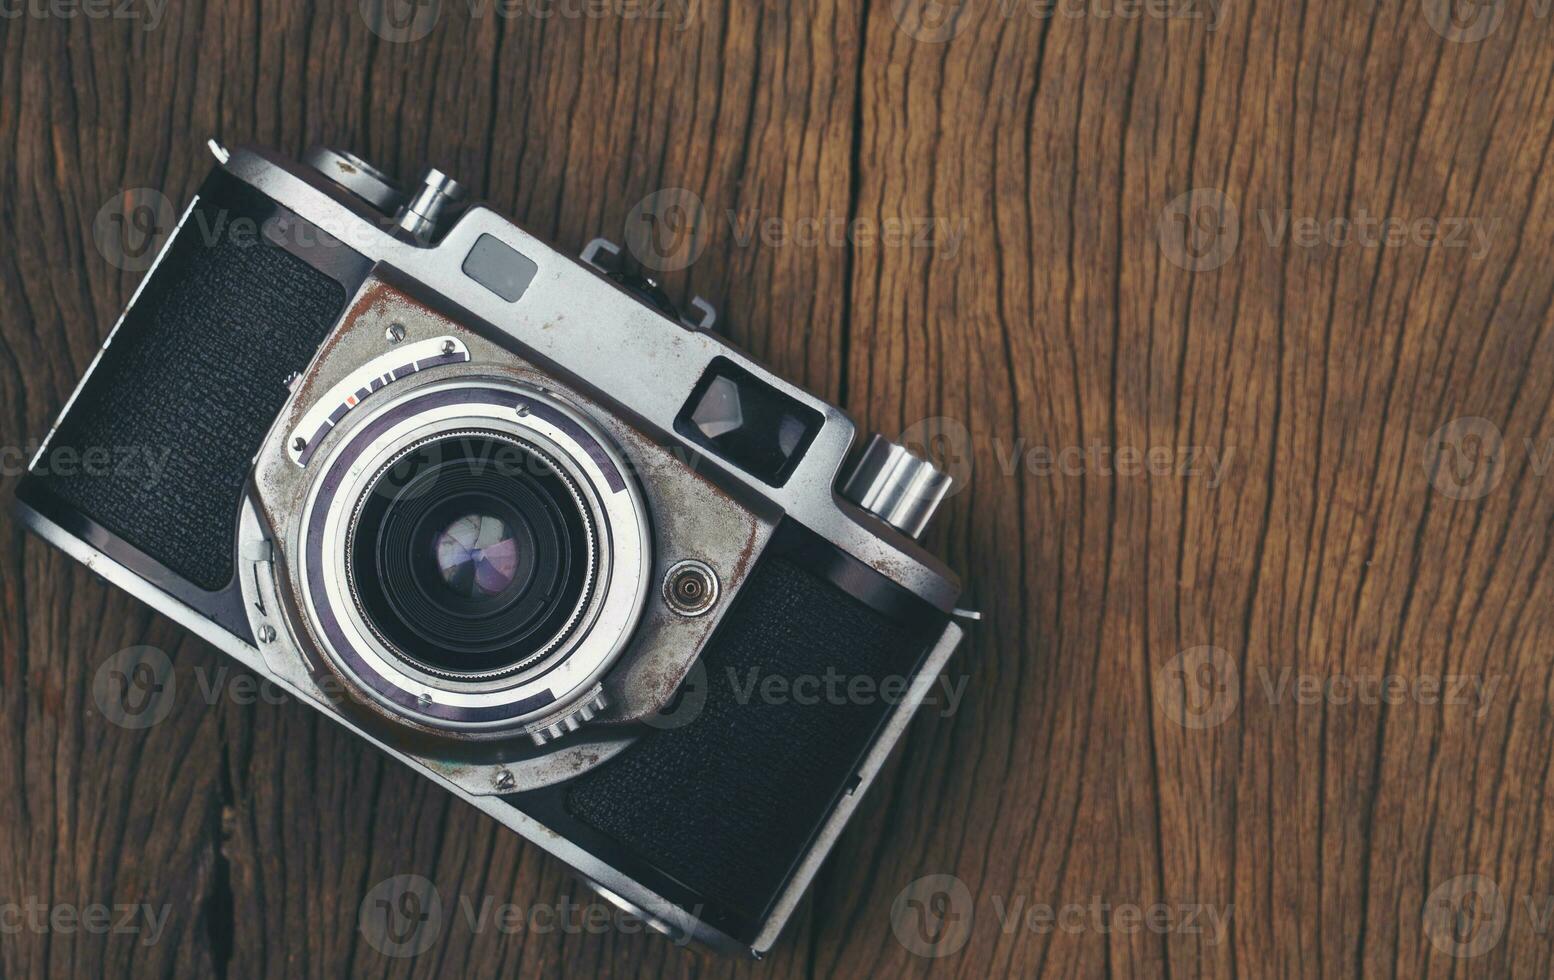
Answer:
[15,143,968,955]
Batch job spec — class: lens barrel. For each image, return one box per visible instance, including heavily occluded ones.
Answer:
[349,433,596,679]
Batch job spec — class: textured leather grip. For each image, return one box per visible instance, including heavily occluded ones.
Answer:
[564,553,940,924]
[31,171,350,592]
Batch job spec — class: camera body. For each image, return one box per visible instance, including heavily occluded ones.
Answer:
[15,144,966,955]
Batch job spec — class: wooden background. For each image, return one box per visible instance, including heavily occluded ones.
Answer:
[4,0,1554,975]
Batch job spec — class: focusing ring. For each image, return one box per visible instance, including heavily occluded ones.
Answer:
[296,380,652,734]
[344,430,599,682]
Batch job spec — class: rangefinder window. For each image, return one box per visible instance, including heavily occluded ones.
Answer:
[675,357,824,486]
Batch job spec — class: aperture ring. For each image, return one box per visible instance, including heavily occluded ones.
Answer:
[296,381,651,734]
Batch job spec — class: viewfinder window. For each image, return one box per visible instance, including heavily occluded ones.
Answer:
[675,358,824,486]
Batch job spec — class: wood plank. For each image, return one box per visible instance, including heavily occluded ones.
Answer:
[5,0,1554,976]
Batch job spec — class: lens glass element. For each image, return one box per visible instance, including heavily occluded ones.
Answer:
[348,433,596,679]
[434,513,521,599]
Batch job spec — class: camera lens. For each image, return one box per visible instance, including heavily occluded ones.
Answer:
[433,513,520,599]
[348,432,596,679]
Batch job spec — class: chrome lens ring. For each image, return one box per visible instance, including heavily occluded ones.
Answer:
[297,380,651,733]
[343,429,599,683]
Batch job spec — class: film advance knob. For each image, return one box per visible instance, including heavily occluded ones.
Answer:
[841,434,955,538]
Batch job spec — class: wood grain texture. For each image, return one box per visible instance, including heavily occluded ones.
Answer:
[4,0,1554,975]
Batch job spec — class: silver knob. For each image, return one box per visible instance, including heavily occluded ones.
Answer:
[841,434,955,538]
[396,168,467,241]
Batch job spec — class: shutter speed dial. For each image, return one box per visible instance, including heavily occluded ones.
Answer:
[841,435,955,538]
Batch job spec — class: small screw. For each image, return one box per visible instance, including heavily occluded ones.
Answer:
[442,339,456,355]
[386,323,407,344]
[494,770,516,792]
[257,624,277,643]
[292,436,307,453]
[418,692,433,705]
[514,401,530,417]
